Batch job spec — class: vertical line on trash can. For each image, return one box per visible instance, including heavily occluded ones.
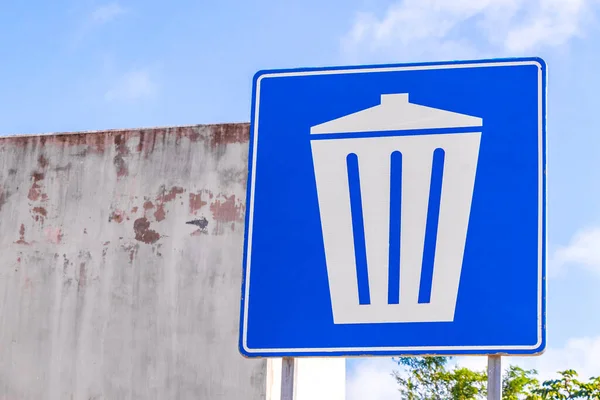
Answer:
[388,151,402,305]
[346,153,371,305]
[419,148,445,304]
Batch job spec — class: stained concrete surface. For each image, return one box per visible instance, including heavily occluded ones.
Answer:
[0,124,267,399]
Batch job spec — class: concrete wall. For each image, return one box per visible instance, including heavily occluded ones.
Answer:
[0,124,267,399]
[0,123,347,400]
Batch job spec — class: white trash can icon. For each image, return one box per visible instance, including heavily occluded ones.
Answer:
[310,93,482,324]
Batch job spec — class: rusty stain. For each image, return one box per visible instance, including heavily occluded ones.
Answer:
[32,172,44,181]
[132,128,162,157]
[6,136,33,148]
[209,124,249,149]
[137,131,145,153]
[112,133,131,179]
[178,126,200,142]
[0,123,248,158]
[122,243,140,263]
[2,123,250,235]
[15,224,30,245]
[32,207,47,217]
[156,186,184,204]
[188,131,200,142]
[109,210,125,224]
[113,154,128,178]
[45,227,63,244]
[148,130,158,155]
[210,194,245,223]
[154,205,166,222]
[133,217,160,244]
[166,124,250,148]
[38,154,49,169]
[27,171,45,202]
[160,129,167,148]
[114,134,130,155]
[54,134,102,153]
[174,128,189,146]
[66,132,111,157]
[189,192,208,214]
[92,133,107,153]
[152,186,184,222]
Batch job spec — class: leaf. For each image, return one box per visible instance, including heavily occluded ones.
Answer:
[394,358,600,399]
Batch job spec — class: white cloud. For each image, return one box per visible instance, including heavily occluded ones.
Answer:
[104,69,158,102]
[551,226,600,277]
[342,0,594,62]
[347,358,400,400]
[91,3,126,25]
[267,358,346,400]
[531,336,600,379]
[346,338,600,399]
[69,3,127,47]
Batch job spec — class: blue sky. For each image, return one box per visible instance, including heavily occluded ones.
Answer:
[2,0,600,398]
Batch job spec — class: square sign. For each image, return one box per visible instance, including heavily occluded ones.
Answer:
[239,58,547,357]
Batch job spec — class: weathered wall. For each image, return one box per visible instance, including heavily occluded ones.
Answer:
[0,124,267,399]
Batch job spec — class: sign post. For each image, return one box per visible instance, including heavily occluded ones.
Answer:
[488,356,502,400]
[239,58,547,399]
[281,357,295,400]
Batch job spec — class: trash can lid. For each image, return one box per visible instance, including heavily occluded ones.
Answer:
[310,93,482,134]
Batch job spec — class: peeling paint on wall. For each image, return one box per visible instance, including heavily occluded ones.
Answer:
[0,123,267,400]
[189,190,210,214]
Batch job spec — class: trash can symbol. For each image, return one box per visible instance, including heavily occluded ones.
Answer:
[310,93,482,324]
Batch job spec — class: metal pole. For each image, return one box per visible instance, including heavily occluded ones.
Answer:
[281,357,295,400]
[487,355,502,400]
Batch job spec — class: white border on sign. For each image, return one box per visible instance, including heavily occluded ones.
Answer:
[242,59,545,355]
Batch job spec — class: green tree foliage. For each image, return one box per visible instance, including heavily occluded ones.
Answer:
[392,357,600,399]
[534,370,600,399]
[502,366,540,400]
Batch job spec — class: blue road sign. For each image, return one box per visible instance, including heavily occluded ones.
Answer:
[239,57,547,358]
